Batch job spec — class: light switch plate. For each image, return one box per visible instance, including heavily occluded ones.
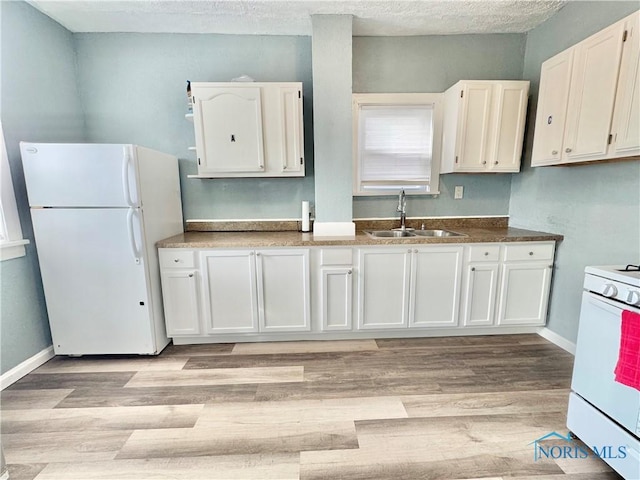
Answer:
[454,186,464,199]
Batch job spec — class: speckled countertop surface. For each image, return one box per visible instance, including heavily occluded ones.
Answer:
[157,227,563,249]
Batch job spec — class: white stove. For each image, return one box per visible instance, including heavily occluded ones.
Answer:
[586,265,640,288]
[568,264,640,479]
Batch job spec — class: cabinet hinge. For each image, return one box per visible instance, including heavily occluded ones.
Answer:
[455,155,458,163]
[460,91,464,98]
[298,91,301,99]
[197,158,201,165]
[623,30,628,42]
[300,157,303,165]
[608,134,613,145]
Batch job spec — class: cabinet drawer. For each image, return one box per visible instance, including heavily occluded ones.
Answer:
[504,243,554,262]
[468,245,500,262]
[160,250,196,269]
[321,248,353,266]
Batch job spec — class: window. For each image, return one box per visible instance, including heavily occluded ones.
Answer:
[0,124,29,260]
[353,93,442,196]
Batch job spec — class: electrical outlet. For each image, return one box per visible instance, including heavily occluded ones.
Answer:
[454,186,464,199]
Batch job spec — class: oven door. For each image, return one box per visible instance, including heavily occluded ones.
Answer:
[571,291,640,436]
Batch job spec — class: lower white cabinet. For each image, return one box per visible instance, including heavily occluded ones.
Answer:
[201,250,259,334]
[257,250,310,332]
[462,263,500,327]
[409,247,463,328]
[357,246,463,329]
[158,241,555,342]
[320,267,353,331]
[161,269,201,336]
[496,244,554,326]
[358,248,411,329]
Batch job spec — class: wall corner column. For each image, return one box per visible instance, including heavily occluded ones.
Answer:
[311,15,355,238]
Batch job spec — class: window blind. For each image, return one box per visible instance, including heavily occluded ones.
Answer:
[358,105,433,185]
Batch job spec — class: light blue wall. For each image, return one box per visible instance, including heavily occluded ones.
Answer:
[511,1,640,343]
[0,1,85,374]
[352,34,526,218]
[74,33,314,220]
[312,15,353,223]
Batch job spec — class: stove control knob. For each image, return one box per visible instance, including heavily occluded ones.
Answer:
[626,290,640,306]
[602,283,618,298]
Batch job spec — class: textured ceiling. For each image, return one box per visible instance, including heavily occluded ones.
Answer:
[28,0,567,36]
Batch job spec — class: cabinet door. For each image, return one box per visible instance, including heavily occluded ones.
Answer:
[200,251,259,333]
[462,264,499,327]
[456,82,494,171]
[161,270,200,336]
[497,263,552,326]
[256,249,310,332]
[611,13,640,157]
[410,247,463,328]
[531,49,574,166]
[563,21,626,163]
[321,267,353,331]
[193,86,265,174]
[358,249,411,329]
[489,82,529,172]
[279,86,304,173]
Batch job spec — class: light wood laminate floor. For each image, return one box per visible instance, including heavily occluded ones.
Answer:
[1,335,621,480]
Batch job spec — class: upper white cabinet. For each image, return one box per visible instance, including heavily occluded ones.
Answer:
[189,82,305,178]
[532,11,639,166]
[530,50,575,166]
[441,80,529,173]
[609,12,640,158]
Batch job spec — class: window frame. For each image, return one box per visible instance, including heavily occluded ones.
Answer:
[0,124,29,261]
[352,93,443,196]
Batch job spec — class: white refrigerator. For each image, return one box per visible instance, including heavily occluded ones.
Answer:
[20,143,184,355]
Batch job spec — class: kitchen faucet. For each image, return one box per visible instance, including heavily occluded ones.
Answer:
[397,189,407,231]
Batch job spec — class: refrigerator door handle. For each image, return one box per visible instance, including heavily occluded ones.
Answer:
[126,208,141,264]
[122,147,136,207]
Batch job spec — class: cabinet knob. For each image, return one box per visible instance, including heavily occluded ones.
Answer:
[551,150,558,155]
[414,249,418,253]
[174,259,180,263]
[408,249,412,253]
[347,269,353,275]
[283,165,287,170]
[471,267,476,272]
[565,148,572,153]
[494,161,499,165]
[188,273,194,278]
[549,265,553,269]
[259,165,264,169]
[256,252,261,256]
[529,251,534,256]
[484,252,489,256]
[482,161,487,165]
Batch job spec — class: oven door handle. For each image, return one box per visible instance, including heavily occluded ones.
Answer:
[585,291,640,315]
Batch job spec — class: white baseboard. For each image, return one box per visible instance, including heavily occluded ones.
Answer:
[537,327,576,355]
[0,470,8,480]
[0,346,55,390]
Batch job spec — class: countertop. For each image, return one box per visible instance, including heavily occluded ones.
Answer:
[157,227,563,249]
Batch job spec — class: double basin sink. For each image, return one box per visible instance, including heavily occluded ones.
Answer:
[364,229,466,239]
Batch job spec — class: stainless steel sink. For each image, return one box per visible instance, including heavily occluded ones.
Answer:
[365,230,416,238]
[412,229,466,237]
[364,229,466,239]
